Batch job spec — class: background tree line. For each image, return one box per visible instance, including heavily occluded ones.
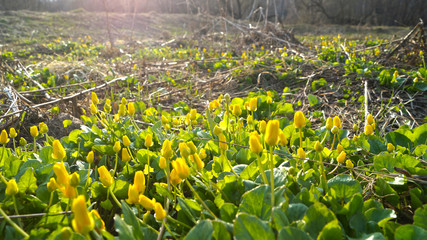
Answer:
[1,0,426,26]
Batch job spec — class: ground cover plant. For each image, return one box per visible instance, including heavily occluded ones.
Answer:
[0,11,426,239]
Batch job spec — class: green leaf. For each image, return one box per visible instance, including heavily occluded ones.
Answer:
[272,207,290,230]
[413,204,427,229]
[307,94,320,107]
[114,215,134,240]
[287,203,308,223]
[240,161,259,180]
[278,226,313,240]
[238,185,272,220]
[121,201,143,239]
[373,154,397,172]
[178,197,199,224]
[368,136,387,154]
[185,220,214,240]
[395,225,427,240]
[220,203,238,223]
[17,167,38,193]
[327,174,362,201]
[374,178,399,206]
[365,208,396,227]
[112,180,129,199]
[303,202,337,239]
[348,232,386,240]
[212,220,232,240]
[234,213,275,240]
[39,146,55,163]
[317,220,343,240]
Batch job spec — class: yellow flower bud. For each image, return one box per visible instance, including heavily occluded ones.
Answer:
[113,141,121,153]
[367,114,374,126]
[71,195,95,235]
[143,210,151,223]
[19,137,27,146]
[98,166,113,188]
[90,103,98,115]
[118,104,126,117]
[104,99,111,113]
[30,126,39,138]
[9,128,17,138]
[353,135,358,142]
[52,139,66,161]
[346,160,354,168]
[62,183,77,199]
[128,102,135,116]
[199,149,207,159]
[90,209,105,231]
[387,143,395,152]
[213,125,223,135]
[91,92,99,105]
[114,114,120,122]
[179,142,191,159]
[123,136,131,147]
[47,178,57,192]
[244,102,250,111]
[294,111,306,129]
[258,120,267,134]
[161,139,173,159]
[39,122,48,134]
[6,179,18,196]
[187,141,197,155]
[266,96,272,104]
[314,141,323,152]
[331,126,339,135]
[247,115,253,125]
[170,169,182,186]
[69,172,80,187]
[0,129,9,144]
[86,151,94,164]
[161,115,169,125]
[325,117,333,130]
[159,157,167,169]
[249,98,258,112]
[126,184,139,204]
[193,153,205,170]
[218,133,228,151]
[139,195,156,210]
[122,148,131,162]
[249,134,263,154]
[265,120,280,146]
[336,144,344,154]
[337,151,346,164]
[189,109,197,120]
[154,202,166,221]
[333,116,342,129]
[145,134,153,148]
[364,125,374,135]
[134,171,145,194]
[297,148,306,159]
[279,131,288,146]
[121,97,127,105]
[232,104,242,117]
[172,158,190,179]
[53,162,69,186]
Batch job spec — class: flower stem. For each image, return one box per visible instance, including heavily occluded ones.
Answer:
[146,147,150,188]
[299,128,303,149]
[185,180,217,218]
[256,154,268,184]
[0,206,29,238]
[109,187,121,208]
[113,153,119,176]
[269,146,275,208]
[85,163,91,189]
[12,196,23,228]
[330,134,336,151]
[162,220,177,240]
[44,191,54,225]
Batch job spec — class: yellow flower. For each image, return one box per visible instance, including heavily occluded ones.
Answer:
[294,111,306,129]
[314,141,323,152]
[279,131,288,146]
[172,158,190,179]
[69,172,80,187]
[258,120,267,134]
[30,126,39,138]
[353,124,359,132]
[19,137,27,146]
[126,184,139,204]
[297,148,306,159]
[249,98,258,111]
[367,114,375,126]
[53,162,69,186]
[0,129,9,144]
[154,202,166,221]
[139,195,156,210]
[122,148,131,162]
[121,97,127,105]
[387,143,395,152]
[71,195,95,235]
[128,102,135,116]
[6,179,18,196]
[199,149,207,159]
[218,133,228,151]
[232,104,242,117]
[331,126,339,135]
[337,151,346,164]
[61,183,77,199]
[187,141,197,155]
[265,120,280,146]
[52,139,66,161]
[91,92,99,105]
[145,134,153,148]
[114,114,120,122]
[90,210,105,231]
[170,169,182,186]
[364,125,374,135]
[98,166,113,188]
[193,153,204,170]
[249,134,263,154]
[134,171,146,194]
[39,122,49,134]
[209,100,220,111]
[266,96,272,104]
[353,135,358,142]
[9,128,17,138]
[90,103,98,115]
[333,116,342,129]
[247,115,253,125]
[118,104,126,117]
[113,141,121,153]
[159,157,167,169]
[86,151,94,164]
[123,136,131,147]
[346,160,354,168]
[161,115,169,125]
[47,178,57,192]
[179,142,191,159]
[336,144,344,154]
[213,125,223,135]
[104,99,111,113]
[325,117,333,130]
[189,109,197,120]
[161,139,173,159]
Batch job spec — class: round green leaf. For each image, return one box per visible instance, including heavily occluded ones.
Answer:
[234,213,275,240]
